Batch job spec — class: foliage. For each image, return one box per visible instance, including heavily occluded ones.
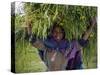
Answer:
[15,36,47,73]
[24,3,97,40]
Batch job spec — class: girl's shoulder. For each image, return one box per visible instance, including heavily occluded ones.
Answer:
[43,36,57,49]
[44,37,70,49]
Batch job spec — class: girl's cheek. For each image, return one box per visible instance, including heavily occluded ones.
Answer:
[58,34,63,40]
[57,36,60,39]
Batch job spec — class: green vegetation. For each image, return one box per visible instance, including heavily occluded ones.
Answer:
[15,39,47,73]
[13,2,97,72]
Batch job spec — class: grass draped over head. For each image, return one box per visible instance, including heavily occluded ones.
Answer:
[23,3,97,40]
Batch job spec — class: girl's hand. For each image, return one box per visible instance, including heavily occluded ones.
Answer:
[90,17,97,26]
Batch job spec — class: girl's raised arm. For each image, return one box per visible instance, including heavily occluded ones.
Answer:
[24,21,45,50]
[82,17,97,40]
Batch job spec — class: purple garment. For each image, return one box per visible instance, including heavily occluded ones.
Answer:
[44,37,70,51]
[67,40,81,61]
[66,40,83,69]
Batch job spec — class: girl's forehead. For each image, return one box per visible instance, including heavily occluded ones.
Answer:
[53,28,62,33]
[54,27,62,31]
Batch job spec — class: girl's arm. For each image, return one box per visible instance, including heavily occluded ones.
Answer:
[24,21,45,50]
[82,17,97,40]
[79,17,97,47]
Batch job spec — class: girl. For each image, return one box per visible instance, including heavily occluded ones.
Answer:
[25,17,96,71]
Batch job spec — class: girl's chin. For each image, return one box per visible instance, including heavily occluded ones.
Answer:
[53,36,62,41]
[55,39,62,42]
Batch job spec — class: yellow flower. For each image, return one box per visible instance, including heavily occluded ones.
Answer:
[80,16,85,20]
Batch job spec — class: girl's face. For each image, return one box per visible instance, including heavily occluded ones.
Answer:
[52,27,63,42]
